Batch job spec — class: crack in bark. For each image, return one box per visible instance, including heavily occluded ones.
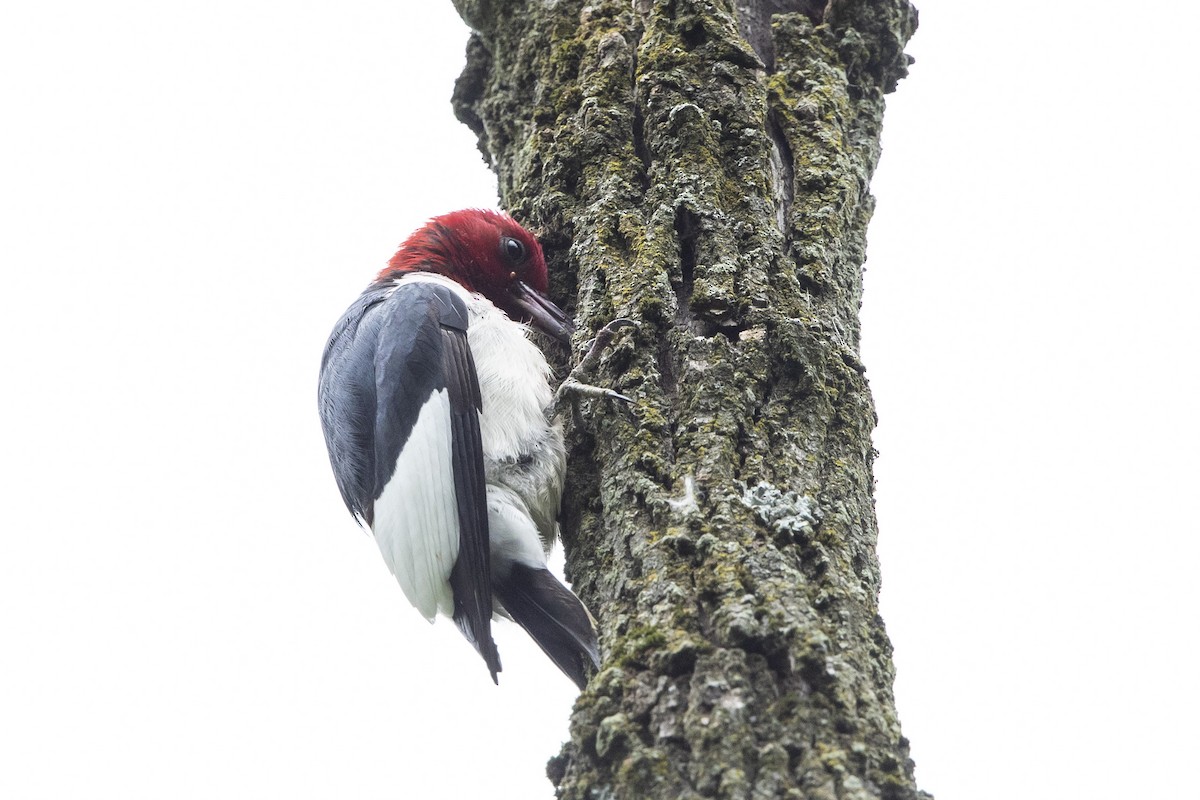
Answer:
[673,206,699,327]
[629,27,653,189]
[733,0,828,70]
[767,109,795,234]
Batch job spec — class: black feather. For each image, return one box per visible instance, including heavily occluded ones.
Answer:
[493,564,600,690]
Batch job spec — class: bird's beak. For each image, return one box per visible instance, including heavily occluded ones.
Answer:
[510,281,575,344]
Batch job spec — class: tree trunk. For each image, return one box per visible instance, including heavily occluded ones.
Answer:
[449,1,923,797]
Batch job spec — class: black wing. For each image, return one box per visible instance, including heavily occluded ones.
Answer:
[319,281,500,681]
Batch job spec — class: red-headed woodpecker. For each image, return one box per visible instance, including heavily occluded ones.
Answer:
[318,209,599,689]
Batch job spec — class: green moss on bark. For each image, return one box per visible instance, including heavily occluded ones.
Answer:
[450,1,924,797]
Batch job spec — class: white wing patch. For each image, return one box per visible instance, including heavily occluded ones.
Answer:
[372,389,460,621]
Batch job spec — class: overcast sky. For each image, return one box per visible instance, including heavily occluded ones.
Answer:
[2,2,1197,799]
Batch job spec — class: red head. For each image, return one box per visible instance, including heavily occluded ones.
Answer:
[378,209,572,342]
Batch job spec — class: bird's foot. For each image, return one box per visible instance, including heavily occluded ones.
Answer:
[554,318,636,416]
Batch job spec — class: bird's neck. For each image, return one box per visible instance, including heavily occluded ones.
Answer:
[373,263,474,291]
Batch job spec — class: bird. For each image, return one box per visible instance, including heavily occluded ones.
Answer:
[318,209,600,690]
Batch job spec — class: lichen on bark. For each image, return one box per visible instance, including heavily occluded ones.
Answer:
[449,0,923,797]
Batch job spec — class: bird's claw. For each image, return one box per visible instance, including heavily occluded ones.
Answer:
[555,380,633,406]
[554,318,637,416]
[599,318,637,334]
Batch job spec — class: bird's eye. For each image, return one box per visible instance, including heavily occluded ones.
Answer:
[500,236,527,265]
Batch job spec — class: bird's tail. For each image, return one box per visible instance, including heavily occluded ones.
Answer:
[493,564,600,690]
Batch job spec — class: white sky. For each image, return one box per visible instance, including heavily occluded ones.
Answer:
[1,2,1196,799]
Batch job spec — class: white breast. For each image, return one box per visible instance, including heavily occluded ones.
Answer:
[466,309,555,461]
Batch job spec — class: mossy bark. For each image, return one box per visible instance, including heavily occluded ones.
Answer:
[449,1,923,797]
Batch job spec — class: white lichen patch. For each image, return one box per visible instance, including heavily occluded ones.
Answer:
[740,481,818,540]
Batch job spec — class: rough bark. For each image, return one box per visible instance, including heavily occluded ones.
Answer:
[448,1,922,797]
